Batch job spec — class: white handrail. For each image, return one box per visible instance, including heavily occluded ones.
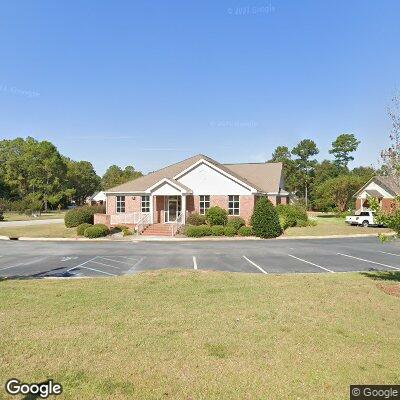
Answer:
[136,213,151,236]
[171,211,184,236]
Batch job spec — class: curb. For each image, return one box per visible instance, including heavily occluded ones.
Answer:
[0,233,388,242]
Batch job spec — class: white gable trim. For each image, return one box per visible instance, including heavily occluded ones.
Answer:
[173,158,258,193]
[146,178,191,194]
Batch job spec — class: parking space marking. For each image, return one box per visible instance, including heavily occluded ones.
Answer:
[193,256,197,270]
[91,260,121,270]
[338,253,400,271]
[288,254,334,273]
[80,266,117,276]
[67,256,99,272]
[98,257,136,266]
[378,251,400,257]
[127,257,145,274]
[0,259,44,272]
[0,261,31,271]
[242,256,268,274]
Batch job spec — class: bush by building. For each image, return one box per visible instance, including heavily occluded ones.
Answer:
[205,206,228,226]
[251,197,282,238]
[186,212,207,226]
[226,216,245,233]
[76,223,93,236]
[185,225,213,237]
[83,224,109,238]
[238,226,253,236]
[65,205,104,228]
[211,225,225,236]
[276,204,308,230]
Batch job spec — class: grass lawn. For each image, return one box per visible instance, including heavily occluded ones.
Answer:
[0,222,76,238]
[1,270,399,399]
[3,211,65,221]
[284,215,393,237]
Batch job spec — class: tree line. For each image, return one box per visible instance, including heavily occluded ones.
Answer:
[269,133,375,212]
[0,137,143,212]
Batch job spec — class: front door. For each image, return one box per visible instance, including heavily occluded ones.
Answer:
[168,198,178,222]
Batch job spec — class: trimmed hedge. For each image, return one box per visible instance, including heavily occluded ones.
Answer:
[64,206,103,228]
[211,225,225,236]
[77,223,92,236]
[238,226,253,236]
[83,223,109,238]
[185,225,212,237]
[227,216,245,233]
[186,212,206,226]
[251,197,282,238]
[224,226,236,237]
[205,206,228,226]
[276,204,308,230]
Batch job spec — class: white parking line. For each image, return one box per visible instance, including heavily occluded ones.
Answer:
[378,251,400,257]
[127,257,145,274]
[98,257,135,266]
[67,256,99,272]
[91,260,121,270]
[338,253,400,271]
[288,254,334,273]
[80,266,116,276]
[193,256,198,270]
[242,256,268,274]
[0,261,32,272]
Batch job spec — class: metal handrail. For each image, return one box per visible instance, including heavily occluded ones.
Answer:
[136,213,151,236]
[171,211,184,236]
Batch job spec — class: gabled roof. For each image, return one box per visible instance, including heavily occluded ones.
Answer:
[223,162,283,193]
[355,175,400,197]
[106,154,283,194]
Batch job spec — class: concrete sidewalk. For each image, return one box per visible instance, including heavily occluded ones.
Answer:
[0,218,64,227]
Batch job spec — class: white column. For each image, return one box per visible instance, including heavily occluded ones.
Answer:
[182,194,186,224]
[150,194,154,224]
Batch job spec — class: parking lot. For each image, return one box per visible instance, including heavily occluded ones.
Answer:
[0,237,400,279]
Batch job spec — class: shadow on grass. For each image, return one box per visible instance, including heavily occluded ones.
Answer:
[361,271,400,282]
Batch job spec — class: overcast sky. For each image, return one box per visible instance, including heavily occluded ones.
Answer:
[1,0,399,174]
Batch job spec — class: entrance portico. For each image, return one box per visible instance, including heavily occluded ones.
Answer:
[148,178,191,225]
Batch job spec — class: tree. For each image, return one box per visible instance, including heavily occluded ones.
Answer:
[291,139,319,209]
[381,94,400,178]
[65,158,101,205]
[351,166,375,182]
[101,165,143,190]
[329,133,360,168]
[314,174,365,212]
[251,196,282,238]
[268,146,298,193]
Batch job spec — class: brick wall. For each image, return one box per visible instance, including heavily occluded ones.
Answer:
[381,198,396,212]
[239,195,255,224]
[106,195,141,215]
[94,213,111,227]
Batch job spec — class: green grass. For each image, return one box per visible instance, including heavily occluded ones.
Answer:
[3,211,65,221]
[284,216,393,236]
[1,270,399,399]
[0,222,76,238]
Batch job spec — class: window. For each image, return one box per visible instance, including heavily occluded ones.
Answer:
[141,195,150,213]
[116,196,125,213]
[228,195,240,215]
[199,195,210,215]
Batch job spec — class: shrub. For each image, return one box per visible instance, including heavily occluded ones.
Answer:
[251,197,282,238]
[77,223,92,236]
[238,226,253,236]
[276,204,308,229]
[83,223,109,238]
[0,211,3,222]
[205,206,228,226]
[187,212,206,226]
[64,206,101,227]
[224,226,237,236]
[185,225,212,237]
[226,216,245,233]
[211,225,225,236]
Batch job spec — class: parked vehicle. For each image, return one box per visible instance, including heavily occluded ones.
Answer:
[345,211,379,227]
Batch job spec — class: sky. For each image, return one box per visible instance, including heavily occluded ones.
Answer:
[1,0,399,175]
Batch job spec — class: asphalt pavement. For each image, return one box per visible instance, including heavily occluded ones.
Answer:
[1,237,400,279]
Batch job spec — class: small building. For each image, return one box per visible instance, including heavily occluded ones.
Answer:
[87,191,107,205]
[354,176,400,212]
[95,154,289,235]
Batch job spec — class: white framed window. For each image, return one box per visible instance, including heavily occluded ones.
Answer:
[116,196,125,213]
[199,195,210,215]
[228,195,239,215]
[141,195,150,213]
